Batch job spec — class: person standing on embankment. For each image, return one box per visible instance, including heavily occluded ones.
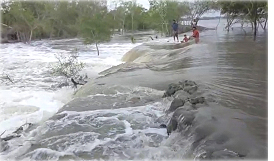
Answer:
[172,20,179,42]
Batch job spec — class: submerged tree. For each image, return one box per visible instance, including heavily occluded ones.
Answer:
[79,13,113,56]
[51,49,85,79]
[219,0,267,40]
[50,48,87,88]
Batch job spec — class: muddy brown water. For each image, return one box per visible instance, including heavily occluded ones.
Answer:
[94,19,268,158]
[1,19,267,160]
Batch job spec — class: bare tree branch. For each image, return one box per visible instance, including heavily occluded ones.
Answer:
[0,130,6,137]
[1,73,14,84]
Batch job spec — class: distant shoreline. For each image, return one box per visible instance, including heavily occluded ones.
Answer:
[181,16,225,21]
[1,24,214,44]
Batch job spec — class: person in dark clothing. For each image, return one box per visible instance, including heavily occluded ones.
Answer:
[172,20,179,42]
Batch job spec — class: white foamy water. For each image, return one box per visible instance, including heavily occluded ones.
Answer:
[0,39,141,137]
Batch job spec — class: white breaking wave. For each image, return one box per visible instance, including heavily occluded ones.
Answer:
[0,39,141,138]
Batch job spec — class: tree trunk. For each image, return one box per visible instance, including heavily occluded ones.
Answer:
[259,20,264,30]
[226,14,230,32]
[253,2,257,41]
[161,23,164,36]
[19,32,23,42]
[23,32,26,42]
[22,33,26,43]
[131,13,134,34]
[216,14,221,30]
[16,32,20,41]
[29,29,33,43]
[57,29,61,37]
[164,21,169,36]
[95,42,99,56]
[263,17,267,29]
[123,20,125,35]
[50,29,54,39]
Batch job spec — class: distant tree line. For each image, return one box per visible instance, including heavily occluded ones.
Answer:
[1,0,218,43]
[1,0,266,44]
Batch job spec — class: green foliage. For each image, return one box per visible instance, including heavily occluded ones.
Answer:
[219,1,267,15]
[1,0,224,43]
[51,49,85,78]
[79,13,113,44]
[218,1,267,39]
[1,1,105,41]
[218,1,267,24]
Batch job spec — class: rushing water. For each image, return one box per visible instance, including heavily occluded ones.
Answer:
[0,19,267,160]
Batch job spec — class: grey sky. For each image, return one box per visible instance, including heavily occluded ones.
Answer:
[136,0,150,9]
[107,0,220,17]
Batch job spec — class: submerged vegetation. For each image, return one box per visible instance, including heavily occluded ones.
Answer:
[50,49,85,79]
[219,1,267,40]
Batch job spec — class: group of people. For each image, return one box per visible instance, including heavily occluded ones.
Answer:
[172,19,199,44]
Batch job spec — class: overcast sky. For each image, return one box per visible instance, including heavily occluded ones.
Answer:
[107,0,220,17]
[136,0,150,9]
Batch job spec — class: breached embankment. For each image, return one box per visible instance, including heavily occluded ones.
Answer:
[1,27,267,160]
[55,41,198,114]
[55,34,266,159]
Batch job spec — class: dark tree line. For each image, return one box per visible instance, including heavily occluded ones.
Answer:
[1,0,219,44]
[2,0,266,44]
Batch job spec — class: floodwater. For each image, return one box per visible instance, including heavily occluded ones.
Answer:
[0,19,267,160]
